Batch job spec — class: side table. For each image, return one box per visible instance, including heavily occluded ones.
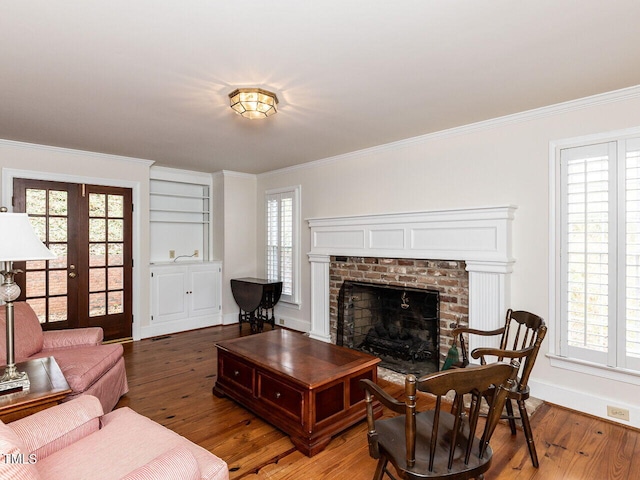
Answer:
[230,277,282,333]
[0,356,72,423]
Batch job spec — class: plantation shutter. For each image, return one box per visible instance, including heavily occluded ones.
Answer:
[624,138,640,369]
[266,190,295,303]
[560,137,640,370]
[561,142,614,365]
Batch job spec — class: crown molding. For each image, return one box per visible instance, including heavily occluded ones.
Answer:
[218,169,257,179]
[259,84,640,178]
[0,138,155,166]
[150,165,212,184]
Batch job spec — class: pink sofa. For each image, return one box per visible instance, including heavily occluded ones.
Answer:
[0,395,229,479]
[0,302,128,413]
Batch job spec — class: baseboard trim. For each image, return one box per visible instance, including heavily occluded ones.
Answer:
[141,314,222,339]
[529,379,639,429]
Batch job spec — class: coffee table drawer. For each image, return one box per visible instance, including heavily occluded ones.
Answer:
[220,354,254,392]
[257,372,303,421]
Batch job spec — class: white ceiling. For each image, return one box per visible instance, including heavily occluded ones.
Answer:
[2,1,640,175]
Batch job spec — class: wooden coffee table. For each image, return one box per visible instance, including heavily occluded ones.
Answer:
[213,329,381,456]
[0,356,72,423]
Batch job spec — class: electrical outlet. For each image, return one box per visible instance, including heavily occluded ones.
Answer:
[169,250,175,259]
[194,249,199,257]
[607,406,630,421]
[279,318,285,325]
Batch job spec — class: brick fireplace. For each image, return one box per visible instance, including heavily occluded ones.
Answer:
[330,257,468,370]
[307,206,516,359]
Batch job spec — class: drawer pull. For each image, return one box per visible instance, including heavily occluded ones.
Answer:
[234,370,240,377]
[275,392,281,399]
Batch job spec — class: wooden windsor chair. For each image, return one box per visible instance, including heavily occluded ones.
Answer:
[360,361,519,480]
[452,309,547,467]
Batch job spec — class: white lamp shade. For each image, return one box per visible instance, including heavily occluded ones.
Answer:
[0,213,56,261]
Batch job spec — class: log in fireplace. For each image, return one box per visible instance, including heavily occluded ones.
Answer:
[337,281,439,375]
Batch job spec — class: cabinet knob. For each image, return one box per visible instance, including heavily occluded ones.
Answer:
[233,370,239,377]
[275,392,281,399]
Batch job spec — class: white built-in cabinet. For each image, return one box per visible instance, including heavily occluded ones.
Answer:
[150,261,222,336]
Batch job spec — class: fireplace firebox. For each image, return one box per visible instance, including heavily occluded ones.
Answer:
[337,281,439,375]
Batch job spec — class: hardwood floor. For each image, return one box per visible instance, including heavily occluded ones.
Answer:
[116,325,639,479]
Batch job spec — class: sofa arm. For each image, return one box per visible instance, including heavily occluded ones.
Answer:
[42,327,103,350]
[9,395,104,460]
[121,446,201,480]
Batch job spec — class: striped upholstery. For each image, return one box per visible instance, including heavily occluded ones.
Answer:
[6,396,229,480]
[8,395,103,460]
[0,421,40,480]
[120,446,200,480]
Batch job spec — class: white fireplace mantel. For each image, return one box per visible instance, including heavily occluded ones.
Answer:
[307,205,517,351]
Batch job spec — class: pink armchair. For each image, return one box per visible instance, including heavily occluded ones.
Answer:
[0,302,128,412]
[0,395,229,479]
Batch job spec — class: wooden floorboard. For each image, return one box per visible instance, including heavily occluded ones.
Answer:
[116,325,639,479]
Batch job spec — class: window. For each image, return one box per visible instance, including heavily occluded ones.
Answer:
[266,186,300,304]
[555,134,640,373]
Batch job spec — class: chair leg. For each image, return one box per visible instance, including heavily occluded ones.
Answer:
[517,399,539,468]
[373,457,388,480]
[505,398,517,435]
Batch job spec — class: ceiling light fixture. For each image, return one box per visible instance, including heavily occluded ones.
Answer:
[228,88,279,120]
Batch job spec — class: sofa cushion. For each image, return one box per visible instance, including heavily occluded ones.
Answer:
[67,356,129,413]
[0,302,44,364]
[32,344,124,394]
[9,395,103,460]
[34,407,228,480]
[120,446,201,480]
[0,421,40,480]
[42,327,103,349]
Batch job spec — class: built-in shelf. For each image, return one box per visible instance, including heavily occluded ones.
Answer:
[149,169,212,263]
[149,192,211,200]
[150,180,209,220]
[150,208,209,214]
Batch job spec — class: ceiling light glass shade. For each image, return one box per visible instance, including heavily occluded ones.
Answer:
[0,212,56,262]
[229,88,279,119]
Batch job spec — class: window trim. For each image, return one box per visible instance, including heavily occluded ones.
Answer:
[265,185,301,306]
[549,126,640,379]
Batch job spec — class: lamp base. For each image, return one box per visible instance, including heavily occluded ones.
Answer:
[0,365,30,395]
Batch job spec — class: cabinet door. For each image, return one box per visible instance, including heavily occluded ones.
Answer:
[188,264,220,318]
[151,267,188,323]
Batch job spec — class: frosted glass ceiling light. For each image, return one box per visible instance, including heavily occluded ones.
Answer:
[229,88,279,119]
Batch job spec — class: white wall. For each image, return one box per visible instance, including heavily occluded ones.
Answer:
[256,87,640,427]
[220,171,258,324]
[0,139,152,340]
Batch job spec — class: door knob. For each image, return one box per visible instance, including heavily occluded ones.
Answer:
[68,272,77,278]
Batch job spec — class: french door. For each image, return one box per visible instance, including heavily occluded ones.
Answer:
[13,178,133,341]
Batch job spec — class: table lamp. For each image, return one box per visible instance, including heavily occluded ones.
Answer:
[0,208,55,394]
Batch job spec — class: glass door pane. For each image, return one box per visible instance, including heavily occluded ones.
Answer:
[23,186,70,324]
